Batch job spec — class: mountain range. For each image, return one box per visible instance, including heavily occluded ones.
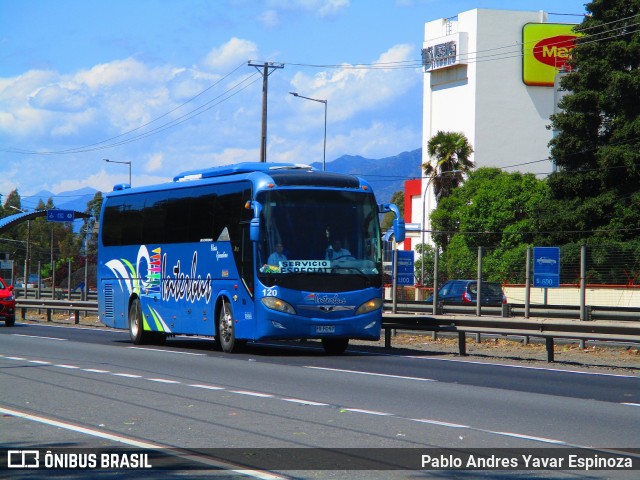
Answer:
[23,148,422,213]
[309,148,422,205]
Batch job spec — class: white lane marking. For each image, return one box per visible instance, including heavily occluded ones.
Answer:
[28,360,51,365]
[305,366,436,382]
[621,402,640,407]
[404,355,639,378]
[147,378,181,384]
[12,334,67,341]
[412,419,469,428]
[4,356,26,361]
[12,323,119,333]
[54,364,80,369]
[343,408,392,416]
[112,373,142,378]
[128,346,206,356]
[82,368,110,373]
[189,384,225,391]
[0,354,603,448]
[0,406,285,479]
[492,431,566,444]
[281,398,330,406]
[231,390,274,398]
[0,406,163,448]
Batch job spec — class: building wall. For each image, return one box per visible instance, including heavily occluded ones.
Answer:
[415,8,574,249]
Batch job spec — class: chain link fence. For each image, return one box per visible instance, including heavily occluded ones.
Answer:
[391,242,640,308]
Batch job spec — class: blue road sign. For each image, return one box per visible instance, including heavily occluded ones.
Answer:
[394,250,415,285]
[533,246,560,288]
[46,209,75,222]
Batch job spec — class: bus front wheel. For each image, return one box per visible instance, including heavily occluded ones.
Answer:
[321,338,349,355]
[128,299,148,345]
[218,300,240,353]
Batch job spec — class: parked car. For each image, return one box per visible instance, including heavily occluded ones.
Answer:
[0,276,16,326]
[14,273,40,289]
[425,279,507,306]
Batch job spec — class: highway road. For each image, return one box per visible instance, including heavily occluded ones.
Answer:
[1,322,638,479]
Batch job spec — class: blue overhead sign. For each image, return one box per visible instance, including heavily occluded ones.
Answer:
[46,210,75,222]
[394,250,415,285]
[533,246,560,288]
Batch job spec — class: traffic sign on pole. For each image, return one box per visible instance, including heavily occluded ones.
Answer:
[533,246,560,288]
[46,210,75,222]
[394,250,415,286]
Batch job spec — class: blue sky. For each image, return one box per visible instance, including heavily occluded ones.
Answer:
[0,0,588,206]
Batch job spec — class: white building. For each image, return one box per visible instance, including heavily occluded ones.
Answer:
[409,8,579,251]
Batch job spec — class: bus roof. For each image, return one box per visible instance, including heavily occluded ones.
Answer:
[107,162,373,196]
[173,162,314,182]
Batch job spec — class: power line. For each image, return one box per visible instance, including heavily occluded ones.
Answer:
[1,13,637,158]
[0,63,260,156]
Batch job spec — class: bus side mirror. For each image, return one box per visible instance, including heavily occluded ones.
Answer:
[393,217,405,243]
[379,203,405,242]
[246,200,262,242]
[250,218,260,242]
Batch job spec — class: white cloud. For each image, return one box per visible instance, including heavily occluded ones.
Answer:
[290,43,419,122]
[208,147,259,166]
[29,84,90,112]
[74,58,153,89]
[272,120,420,166]
[167,68,220,101]
[258,10,280,28]
[1,32,421,200]
[317,0,350,18]
[146,152,164,172]
[202,38,259,71]
[263,0,350,19]
[330,121,420,158]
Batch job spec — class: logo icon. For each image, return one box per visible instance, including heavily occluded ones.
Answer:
[8,450,40,468]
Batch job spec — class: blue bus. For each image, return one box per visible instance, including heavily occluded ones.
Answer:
[97,162,404,354]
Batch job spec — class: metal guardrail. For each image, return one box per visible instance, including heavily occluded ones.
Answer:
[16,299,98,325]
[382,301,639,362]
[384,300,640,321]
[12,288,98,302]
[13,299,640,362]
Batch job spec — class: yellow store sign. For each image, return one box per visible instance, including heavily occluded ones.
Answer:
[522,23,580,87]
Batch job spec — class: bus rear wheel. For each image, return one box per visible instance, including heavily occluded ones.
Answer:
[218,300,240,353]
[321,338,349,355]
[128,299,148,345]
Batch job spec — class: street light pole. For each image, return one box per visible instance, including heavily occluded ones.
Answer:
[10,206,30,295]
[420,170,460,284]
[103,158,132,186]
[289,92,327,171]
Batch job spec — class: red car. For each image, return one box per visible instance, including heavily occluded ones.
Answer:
[0,276,16,326]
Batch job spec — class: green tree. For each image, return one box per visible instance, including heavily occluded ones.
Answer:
[424,131,474,202]
[547,0,640,242]
[75,191,103,256]
[430,168,550,283]
[381,190,404,232]
[414,243,438,286]
[0,190,27,266]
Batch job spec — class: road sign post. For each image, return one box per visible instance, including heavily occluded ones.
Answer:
[394,250,415,286]
[46,210,75,223]
[533,247,560,288]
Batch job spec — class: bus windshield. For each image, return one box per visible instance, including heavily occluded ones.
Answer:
[256,189,382,284]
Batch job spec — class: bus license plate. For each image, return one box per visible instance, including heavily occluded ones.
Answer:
[316,325,335,333]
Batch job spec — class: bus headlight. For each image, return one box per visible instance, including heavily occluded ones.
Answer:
[355,298,382,315]
[261,297,296,314]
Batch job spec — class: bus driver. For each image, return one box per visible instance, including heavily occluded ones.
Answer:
[326,239,352,261]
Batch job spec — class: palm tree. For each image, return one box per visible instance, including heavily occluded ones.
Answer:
[424,131,474,201]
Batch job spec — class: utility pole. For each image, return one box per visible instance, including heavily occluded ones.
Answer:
[248,62,283,163]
